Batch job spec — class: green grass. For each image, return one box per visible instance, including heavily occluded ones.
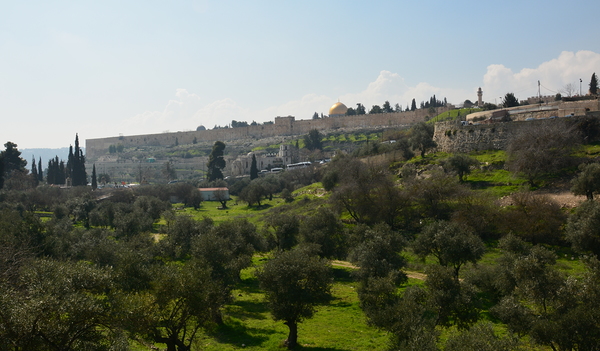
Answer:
[175,183,329,227]
[573,142,600,159]
[427,108,482,124]
[176,195,288,227]
[194,266,388,350]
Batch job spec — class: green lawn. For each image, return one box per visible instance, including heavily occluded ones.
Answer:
[195,265,388,350]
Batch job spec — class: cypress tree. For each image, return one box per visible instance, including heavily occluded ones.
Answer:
[91,164,98,190]
[250,154,259,180]
[68,134,87,186]
[31,156,37,179]
[590,72,599,95]
[38,157,43,182]
[58,160,66,185]
[31,156,38,186]
[207,141,226,182]
[67,145,73,181]
[47,159,54,185]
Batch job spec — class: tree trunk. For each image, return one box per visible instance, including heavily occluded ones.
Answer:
[212,309,224,325]
[284,320,298,349]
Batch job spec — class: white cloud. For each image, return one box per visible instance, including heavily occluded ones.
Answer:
[338,71,472,110]
[120,50,600,136]
[482,50,600,102]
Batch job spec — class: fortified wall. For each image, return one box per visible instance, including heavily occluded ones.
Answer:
[86,107,449,160]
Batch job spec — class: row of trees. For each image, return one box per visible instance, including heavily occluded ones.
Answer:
[311,95,450,119]
[0,135,88,190]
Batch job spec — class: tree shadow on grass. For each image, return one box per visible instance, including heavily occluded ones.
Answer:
[464,180,491,189]
[246,204,273,212]
[329,299,352,308]
[294,345,348,351]
[207,318,274,347]
[238,275,262,294]
[331,267,354,283]
[228,299,270,319]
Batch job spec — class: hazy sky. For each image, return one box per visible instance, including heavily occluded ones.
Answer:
[2,0,600,149]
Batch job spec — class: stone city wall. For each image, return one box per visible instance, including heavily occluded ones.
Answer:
[86,107,449,159]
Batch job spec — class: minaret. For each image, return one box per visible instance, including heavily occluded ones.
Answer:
[477,87,483,106]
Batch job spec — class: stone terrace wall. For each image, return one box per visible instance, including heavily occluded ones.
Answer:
[434,117,580,153]
[86,107,448,159]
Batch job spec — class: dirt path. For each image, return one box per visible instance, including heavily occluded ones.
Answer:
[331,260,426,281]
[498,184,586,208]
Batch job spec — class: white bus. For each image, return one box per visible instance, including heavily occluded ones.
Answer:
[286,162,311,170]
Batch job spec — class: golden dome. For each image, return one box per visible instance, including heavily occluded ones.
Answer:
[329,102,348,116]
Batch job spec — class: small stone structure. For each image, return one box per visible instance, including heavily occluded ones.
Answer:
[199,187,230,201]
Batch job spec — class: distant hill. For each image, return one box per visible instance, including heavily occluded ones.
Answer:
[20,148,75,167]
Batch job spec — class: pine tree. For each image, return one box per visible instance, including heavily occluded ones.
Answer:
[590,72,599,95]
[250,154,259,180]
[411,98,417,111]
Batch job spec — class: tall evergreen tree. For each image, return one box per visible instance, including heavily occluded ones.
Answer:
[68,134,87,186]
[411,98,417,111]
[250,154,259,180]
[31,156,37,179]
[207,141,226,182]
[47,156,66,185]
[382,101,393,113]
[0,142,27,189]
[38,157,43,182]
[356,103,366,115]
[502,93,519,108]
[1,142,27,176]
[91,164,98,190]
[31,156,38,186]
[0,154,3,189]
[59,160,66,185]
[590,72,599,95]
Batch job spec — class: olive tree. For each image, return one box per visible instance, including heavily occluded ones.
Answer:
[571,162,600,200]
[257,246,332,349]
[566,200,600,257]
[412,220,485,280]
[506,122,580,187]
[443,154,479,182]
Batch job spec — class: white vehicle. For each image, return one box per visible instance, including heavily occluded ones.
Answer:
[286,162,311,170]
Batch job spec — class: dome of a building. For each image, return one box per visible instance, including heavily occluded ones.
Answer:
[329,102,348,116]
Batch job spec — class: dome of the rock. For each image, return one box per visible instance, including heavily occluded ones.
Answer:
[329,102,348,116]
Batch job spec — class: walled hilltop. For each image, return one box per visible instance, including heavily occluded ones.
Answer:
[85,107,450,161]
